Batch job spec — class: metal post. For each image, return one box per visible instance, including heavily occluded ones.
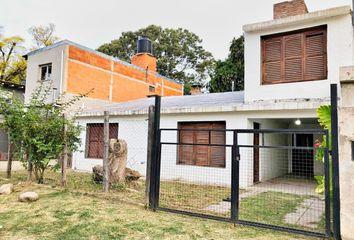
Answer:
[324,130,331,238]
[149,95,161,210]
[331,84,341,240]
[61,114,68,187]
[103,111,110,192]
[145,105,155,205]
[231,130,240,223]
[154,96,161,209]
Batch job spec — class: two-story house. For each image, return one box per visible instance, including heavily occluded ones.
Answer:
[23,37,183,110]
[72,1,353,189]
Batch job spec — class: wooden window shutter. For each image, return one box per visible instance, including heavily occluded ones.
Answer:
[210,122,226,167]
[178,123,194,165]
[87,124,103,159]
[304,30,327,80]
[109,123,119,139]
[87,123,119,159]
[263,38,282,83]
[194,123,211,167]
[178,122,226,168]
[284,34,303,82]
[262,25,327,84]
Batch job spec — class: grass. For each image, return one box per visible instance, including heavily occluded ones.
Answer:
[0,170,318,240]
[159,180,235,216]
[239,192,308,226]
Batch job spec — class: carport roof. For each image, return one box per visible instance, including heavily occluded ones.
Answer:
[77,90,330,117]
[79,91,245,116]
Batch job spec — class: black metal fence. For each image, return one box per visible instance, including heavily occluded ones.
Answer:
[147,93,343,239]
[150,98,331,237]
[149,123,331,238]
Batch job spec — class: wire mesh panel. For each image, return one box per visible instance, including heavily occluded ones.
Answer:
[154,128,330,237]
[236,130,330,237]
[158,128,233,220]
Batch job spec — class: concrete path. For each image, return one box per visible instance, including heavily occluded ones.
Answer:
[204,177,320,214]
[284,197,325,229]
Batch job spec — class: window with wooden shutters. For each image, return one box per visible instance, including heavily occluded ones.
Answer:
[262,25,327,84]
[178,122,226,168]
[86,123,119,159]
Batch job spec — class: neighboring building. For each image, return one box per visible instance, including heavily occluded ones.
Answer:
[23,37,183,110]
[0,81,25,164]
[338,66,354,240]
[72,1,353,188]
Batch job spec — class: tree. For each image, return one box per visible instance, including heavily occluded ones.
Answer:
[28,23,60,49]
[314,105,332,196]
[0,35,26,84]
[208,36,244,93]
[0,81,83,183]
[97,25,215,92]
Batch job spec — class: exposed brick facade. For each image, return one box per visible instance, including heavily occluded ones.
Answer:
[274,0,308,19]
[66,45,183,102]
[131,53,157,72]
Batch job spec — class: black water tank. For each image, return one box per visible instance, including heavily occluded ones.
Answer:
[137,36,153,55]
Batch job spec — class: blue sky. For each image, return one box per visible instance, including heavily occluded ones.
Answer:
[0,0,351,60]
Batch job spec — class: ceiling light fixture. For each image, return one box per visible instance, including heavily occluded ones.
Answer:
[295,119,302,126]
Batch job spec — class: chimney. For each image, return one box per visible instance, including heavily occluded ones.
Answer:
[131,36,157,72]
[190,84,203,95]
[274,0,308,19]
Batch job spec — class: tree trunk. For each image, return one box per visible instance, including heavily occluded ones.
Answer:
[27,155,32,182]
[61,114,68,187]
[6,140,13,179]
[109,139,127,184]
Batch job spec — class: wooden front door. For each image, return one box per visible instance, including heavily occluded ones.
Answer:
[253,123,260,183]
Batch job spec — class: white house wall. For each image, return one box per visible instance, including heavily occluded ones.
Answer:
[73,115,148,174]
[247,119,289,183]
[244,14,353,102]
[25,45,66,104]
[74,108,318,188]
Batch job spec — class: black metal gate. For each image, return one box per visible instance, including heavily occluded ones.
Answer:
[150,126,331,238]
[234,129,331,238]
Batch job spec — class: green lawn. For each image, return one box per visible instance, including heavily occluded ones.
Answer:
[159,180,233,216]
[0,170,317,240]
[240,192,308,227]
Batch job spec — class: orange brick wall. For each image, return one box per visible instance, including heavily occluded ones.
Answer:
[66,45,183,103]
[69,46,111,71]
[112,75,150,102]
[131,53,157,72]
[67,61,110,100]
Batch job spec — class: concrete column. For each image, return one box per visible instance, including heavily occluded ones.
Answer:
[338,66,354,240]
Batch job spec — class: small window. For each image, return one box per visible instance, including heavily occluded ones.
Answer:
[149,85,155,92]
[40,63,52,81]
[178,121,226,168]
[262,25,327,84]
[86,123,119,159]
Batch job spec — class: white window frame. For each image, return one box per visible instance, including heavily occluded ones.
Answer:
[40,63,52,81]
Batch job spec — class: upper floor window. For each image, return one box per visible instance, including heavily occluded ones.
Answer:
[40,63,52,81]
[262,25,327,85]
